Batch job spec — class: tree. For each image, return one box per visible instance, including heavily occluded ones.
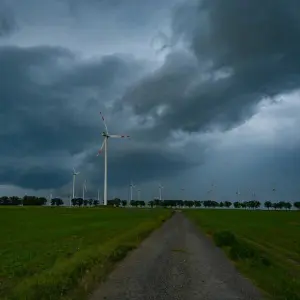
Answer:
[219,202,224,208]
[194,201,201,208]
[114,198,121,207]
[224,201,232,208]
[264,201,272,210]
[294,202,300,210]
[83,199,88,206]
[130,200,137,207]
[93,199,99,206]
[240,201,247,209]
[77,198,83,207]
[0,196,21,205]
[284,202,292,210]
[177,200,184,208]
[233,201,241,209]
[51,198,63,206]
[23,196,46,206]
[121,200,127,207]
[148,200,154,208]
[187,200,194,208]
[88,199,93,206]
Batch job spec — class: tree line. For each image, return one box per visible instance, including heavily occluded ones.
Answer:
[0,196,300,210]
[0,196,47,206]
[106,199,300,210]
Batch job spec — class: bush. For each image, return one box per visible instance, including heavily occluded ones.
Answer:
[213,230,237,247]
[213,231,271,267]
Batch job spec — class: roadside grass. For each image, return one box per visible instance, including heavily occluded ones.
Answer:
[0,206,172,300]
[184,209,300,300]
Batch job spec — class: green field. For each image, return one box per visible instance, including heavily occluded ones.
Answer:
[0,207,171,300]
[184,209,300,300]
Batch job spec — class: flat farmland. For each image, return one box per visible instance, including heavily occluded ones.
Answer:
[0,207,171,300]
[184,209,300,300]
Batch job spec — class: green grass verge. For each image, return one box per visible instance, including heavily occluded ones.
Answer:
[184,209,300,300]
[0,207,172,300]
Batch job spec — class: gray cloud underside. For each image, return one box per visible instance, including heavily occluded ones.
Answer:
[0,45,194,190]
[119,0,300,139]
[1,0,300,195]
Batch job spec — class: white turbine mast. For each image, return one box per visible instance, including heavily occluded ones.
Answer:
[72,168,80,199]
[49,192,52,206]
[82,180,87,200]
[159,184,164,201]
[130,181,136,201]
[137,188,141,201]
[97,111,130,206]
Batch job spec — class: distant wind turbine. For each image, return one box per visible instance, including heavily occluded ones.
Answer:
[137,188,141,201]
[72,168,80,199]
[159,184,164,201]
[130,181,136,201]
[82,180,87,200]
[97,111,130,206]
[49,193,52,206]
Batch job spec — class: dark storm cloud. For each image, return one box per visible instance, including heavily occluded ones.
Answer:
[0,2,16,37]
[0,45,147,189]
[119,0,300,138]
[0,165,69,189]
[82,147,197,188]
[0,45,194,190]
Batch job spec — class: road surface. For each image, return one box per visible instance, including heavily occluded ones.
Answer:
[90,212,262,300]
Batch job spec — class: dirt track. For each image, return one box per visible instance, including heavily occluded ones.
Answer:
[90,212,262,300]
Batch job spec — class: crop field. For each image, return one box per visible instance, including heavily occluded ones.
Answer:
[0,207,171,300]
[184,209,300,300]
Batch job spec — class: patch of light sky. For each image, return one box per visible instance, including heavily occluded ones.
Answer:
[168,91,300,151]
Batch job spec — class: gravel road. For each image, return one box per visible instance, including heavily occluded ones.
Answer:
[90,212,262,300]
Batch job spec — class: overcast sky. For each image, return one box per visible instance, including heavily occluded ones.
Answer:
[1,0,300,202]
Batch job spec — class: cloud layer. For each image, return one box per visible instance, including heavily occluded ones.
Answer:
[1,0,300,200]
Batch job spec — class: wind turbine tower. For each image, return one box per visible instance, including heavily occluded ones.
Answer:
[97,112,130,206]
[130,182,136,201]
[159,184,164,201]
[82,180,87,200]
[72,168,80,199]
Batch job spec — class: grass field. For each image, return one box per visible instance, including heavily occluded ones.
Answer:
[184,209,300,300]
[0,207,172,300]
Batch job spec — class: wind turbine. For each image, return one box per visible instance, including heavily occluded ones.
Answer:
[82,180,87,200]
[130,181,136,201]
[72,168,80,199]
[158,184,164,201]
[137,188,141,201]
[97,111,130,206]
[49,192,52,206]
[236,189,241,202]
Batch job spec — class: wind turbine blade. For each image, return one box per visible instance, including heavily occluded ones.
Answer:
[100,111,109,133]
[109,135,130,138]
[97,139,105,156]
